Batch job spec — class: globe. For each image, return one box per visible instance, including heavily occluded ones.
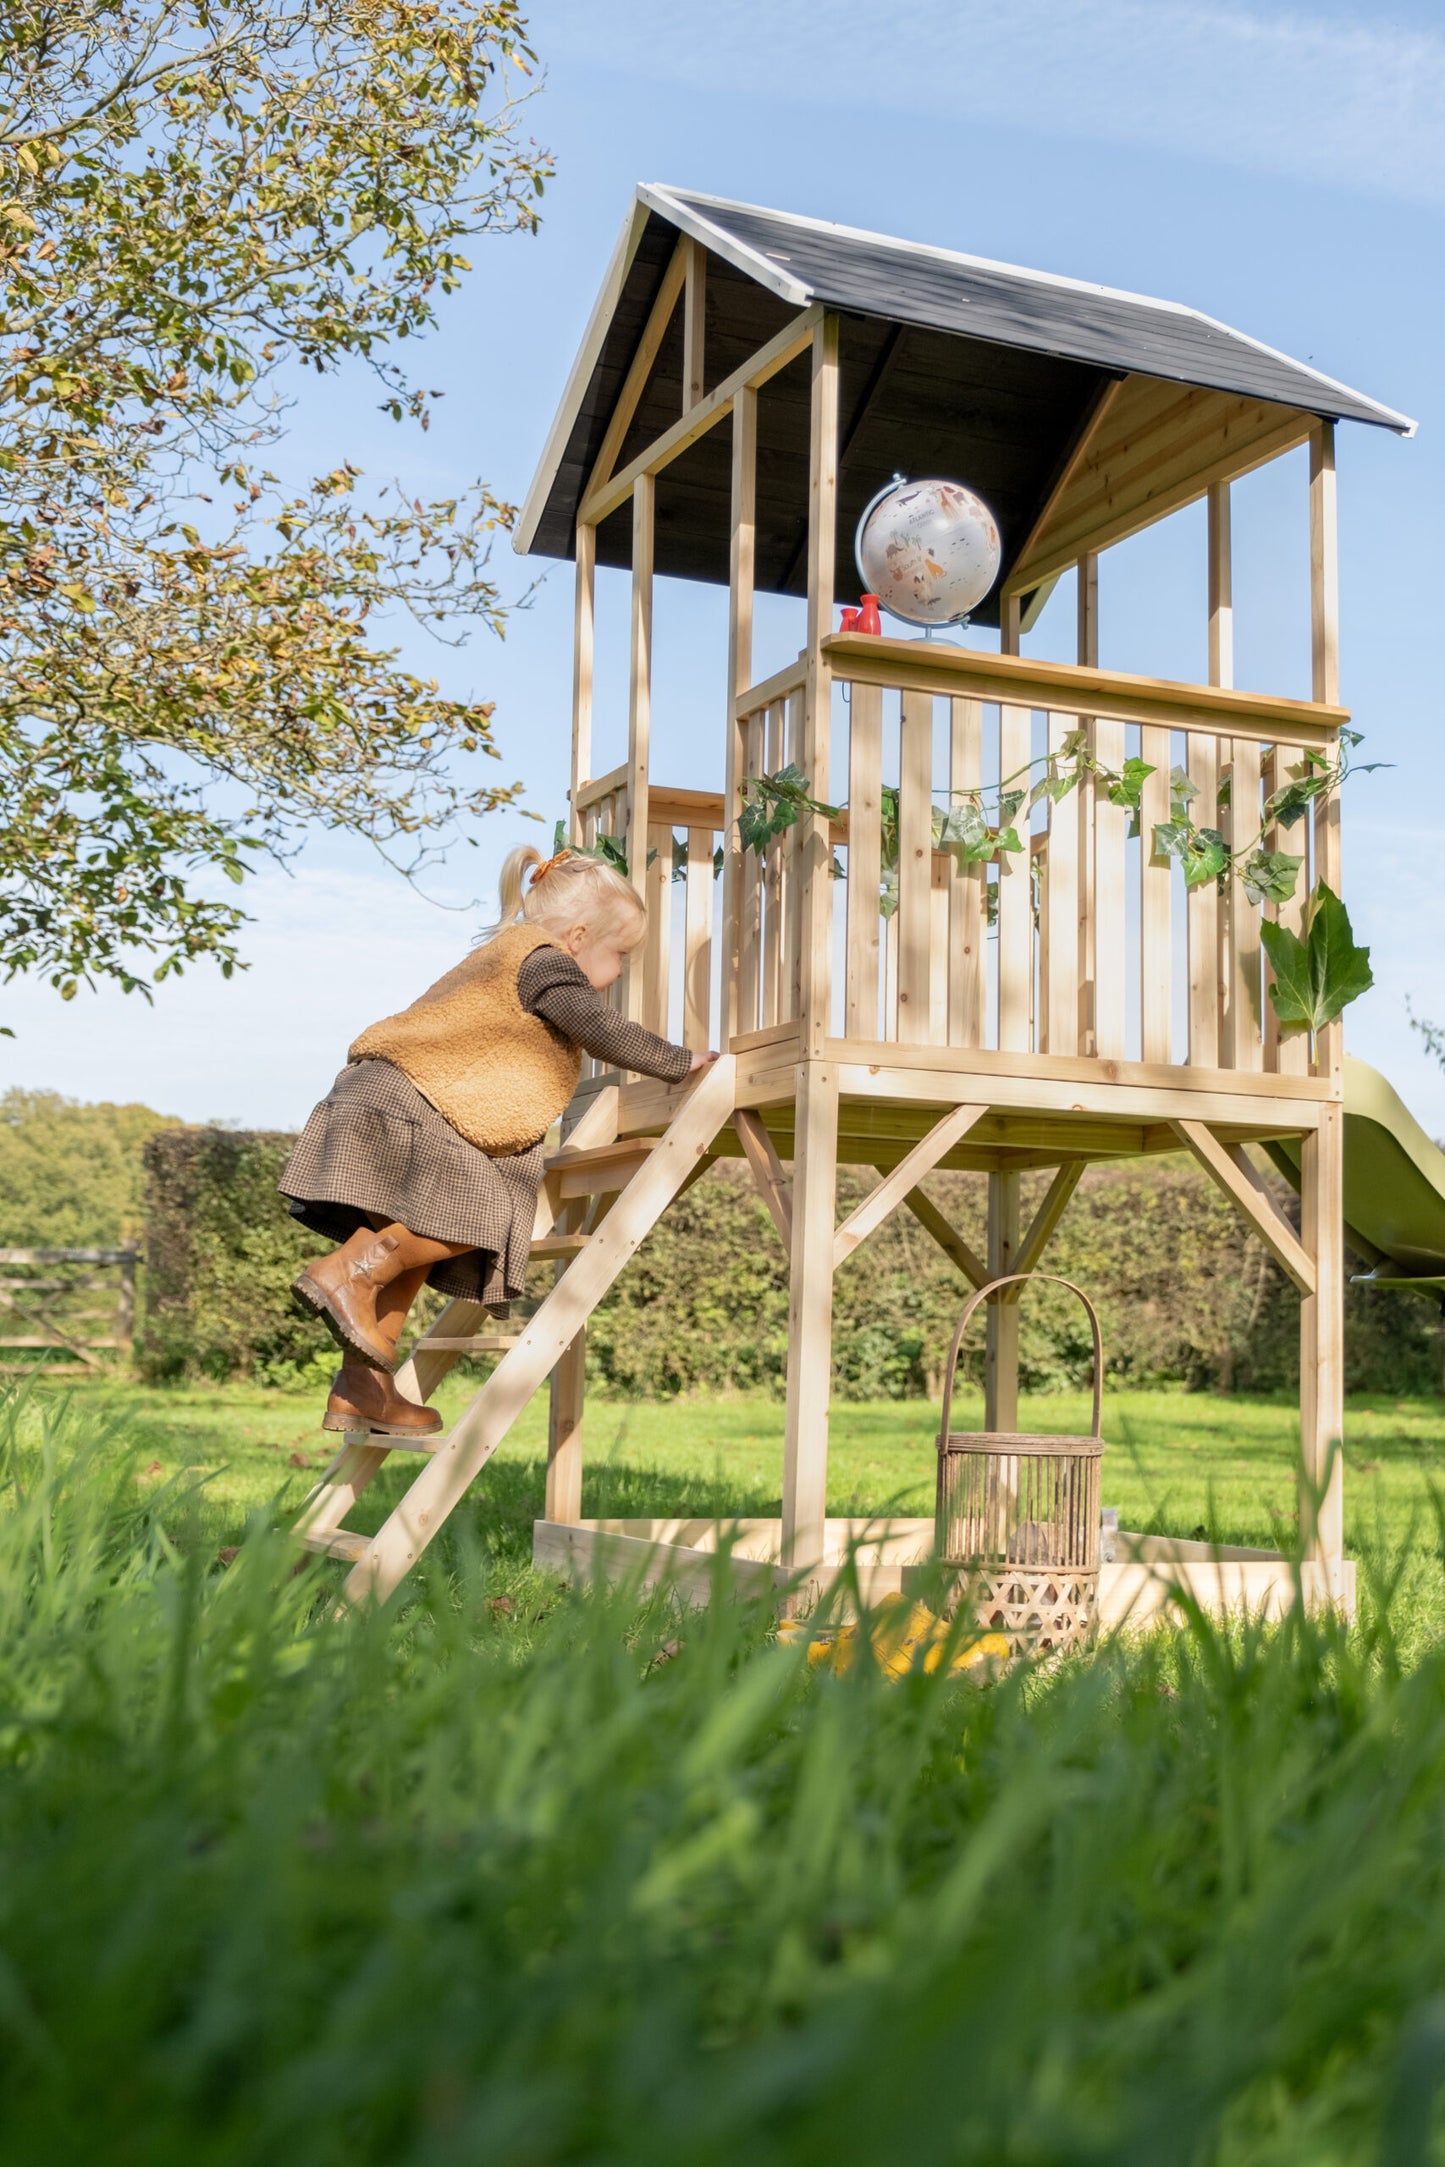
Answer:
[854,476,1001,629]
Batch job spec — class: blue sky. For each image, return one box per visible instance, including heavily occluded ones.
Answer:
[6,0,1444,1129]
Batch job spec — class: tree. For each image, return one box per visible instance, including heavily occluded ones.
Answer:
[0,0,550,1011]
[0,1086,177,1246]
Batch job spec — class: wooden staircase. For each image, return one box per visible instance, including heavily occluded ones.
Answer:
[295,1055,737,1605]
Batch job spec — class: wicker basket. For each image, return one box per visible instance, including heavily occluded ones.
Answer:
[936,1273,1105,1656]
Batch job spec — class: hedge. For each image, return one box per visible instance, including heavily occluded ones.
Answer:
[138,1126,1445,1397]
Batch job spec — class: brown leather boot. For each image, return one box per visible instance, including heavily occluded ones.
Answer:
[293,1232,401,1371]
[322,1362,444,1439]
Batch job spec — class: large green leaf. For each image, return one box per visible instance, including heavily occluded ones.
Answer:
[1260,883,1373,1037]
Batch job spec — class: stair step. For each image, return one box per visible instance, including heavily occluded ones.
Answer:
[300,1527,371,1562]
[415,1334,518,1354]
[529,1232,590,1260]
[327,1427,448,1454]
[547,1136,658,1197]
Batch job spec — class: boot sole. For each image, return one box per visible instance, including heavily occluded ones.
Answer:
[292,1272,398,1373]
[321,1411,443,1438]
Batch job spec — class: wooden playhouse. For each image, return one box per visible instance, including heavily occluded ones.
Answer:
[301,185,1412,1620]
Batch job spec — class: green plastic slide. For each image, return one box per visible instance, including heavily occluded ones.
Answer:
[1264,1056,1445,1300]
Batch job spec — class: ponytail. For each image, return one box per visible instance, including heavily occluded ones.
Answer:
[493,843,542,931]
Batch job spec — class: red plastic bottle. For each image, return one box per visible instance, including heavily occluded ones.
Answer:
[856,593,882,636]
[839,606,860,633]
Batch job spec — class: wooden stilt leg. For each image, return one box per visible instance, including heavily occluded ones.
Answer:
[780,1060,839,1582]
[985,1170,1020,1431]
[545,1236,587,1531]
[1300,1102,1345,1585]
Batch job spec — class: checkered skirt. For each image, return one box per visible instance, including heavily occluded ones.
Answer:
[279,1059,544,1308]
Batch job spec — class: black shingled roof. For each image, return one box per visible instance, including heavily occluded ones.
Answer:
[517,187,1412,624]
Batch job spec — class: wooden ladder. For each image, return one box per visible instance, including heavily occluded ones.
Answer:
[295,1055,737,1606]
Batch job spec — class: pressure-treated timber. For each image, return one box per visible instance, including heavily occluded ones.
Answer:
[584,236,688,502]
[832,1103,988,1271]
[570,521,595,835]
[1006,1161,1085,1293]
[723,383,757,1042]
[682,236,706,410]
[735,1108,793,1247]
[822,633,1347,750]
[799,313,839,1059]
[780,1061,839,1581]
[1311,421,1344,1090]
[1300,1100,1345,1575]
[624,474,654,1022]
[985,1171,1021,1432]
[1170,1120,1316,1295]
[341,1057,740,1606]
[581,306,821,528]
[901,1187,989,1289]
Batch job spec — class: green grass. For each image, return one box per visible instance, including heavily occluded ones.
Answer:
[6,1377,1445,2162]
[39,1372,1445,1642]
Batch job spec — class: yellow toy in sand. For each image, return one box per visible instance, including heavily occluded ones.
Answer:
[779,1595,1010,1680]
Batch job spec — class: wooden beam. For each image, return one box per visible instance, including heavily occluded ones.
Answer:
[902,1186,989,1290]
[1310,421,1343,1086]
[569,520,595,838]
[1170,1120,1315,1295]
[734,653,807,723]
[822,633,1347,749]
[584,236,688,504]
[735,1109,793,1248]
[781,1062,839,1580]
[985,1172,1021,1431]
[1300,1102,1345,1574]
[800,313,839,1061]
[833,1104,988,1271]
[723,384,758,1045]
[1004,1161,1085,1295]
[682,236,706,411]
[624,474,654,1021]
[582,305,821,528]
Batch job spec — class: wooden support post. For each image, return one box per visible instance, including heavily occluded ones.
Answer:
[683,237,706,411]
[949,697,985,1046]
[984,1170,1020,1431]
[545,1291,587,1527]
[570,520,596,839]
[799,314,840,1060]
[1300,1102,1345,1578]
[625,473,654,1024]
[723,385,757,1044]
[1310,421,1343,1085]
[1005,1161,1084,1293]
[896,689,934,1043]
[997,595,1031,1053]
[846,681,883,1038]
[781,1061,839,1580]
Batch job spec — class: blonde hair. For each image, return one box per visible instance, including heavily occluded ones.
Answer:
[485,843,646,946]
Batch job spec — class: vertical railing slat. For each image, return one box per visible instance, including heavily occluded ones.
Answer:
[1139,727,1173,1064]
[996,703,1033,1053]
[949,697,985,1047]
[762,701,785,1027]
[738,710,764,1034]
[1044,710,1080,1056]
[683,824,713,1050]
[846,680,883,1040]
[1186,735,1220,1067]
[897,688,934,1044]
[643,819,671,1039]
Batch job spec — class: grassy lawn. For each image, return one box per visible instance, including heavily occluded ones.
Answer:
[25,1371,1445,1638]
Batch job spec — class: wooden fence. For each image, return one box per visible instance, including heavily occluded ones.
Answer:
[0,1247,138,1374]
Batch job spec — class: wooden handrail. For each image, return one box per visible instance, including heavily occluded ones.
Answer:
[820,631,1347,750]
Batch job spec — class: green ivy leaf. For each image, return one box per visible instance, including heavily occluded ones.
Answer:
[1241,848,1305,908]
[1260,883,1373,1036]
[1182,826,1228,888]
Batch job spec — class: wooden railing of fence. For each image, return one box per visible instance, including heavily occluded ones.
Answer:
[0,1246,138,1373]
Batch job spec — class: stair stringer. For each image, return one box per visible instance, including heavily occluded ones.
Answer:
[337,1054,738,1607]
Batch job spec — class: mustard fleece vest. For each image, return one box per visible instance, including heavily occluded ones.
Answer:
[348,924,581,1154]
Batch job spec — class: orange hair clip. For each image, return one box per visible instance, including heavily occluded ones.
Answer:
[528,847,574,887]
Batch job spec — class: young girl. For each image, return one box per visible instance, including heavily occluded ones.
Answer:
[281,844,715,1439]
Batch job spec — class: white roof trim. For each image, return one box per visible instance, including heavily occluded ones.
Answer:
[637,182,812,309]
[514,197,652,557]
[663,185,1415,436]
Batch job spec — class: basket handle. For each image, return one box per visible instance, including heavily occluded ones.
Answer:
[937,1274,1104,1442]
